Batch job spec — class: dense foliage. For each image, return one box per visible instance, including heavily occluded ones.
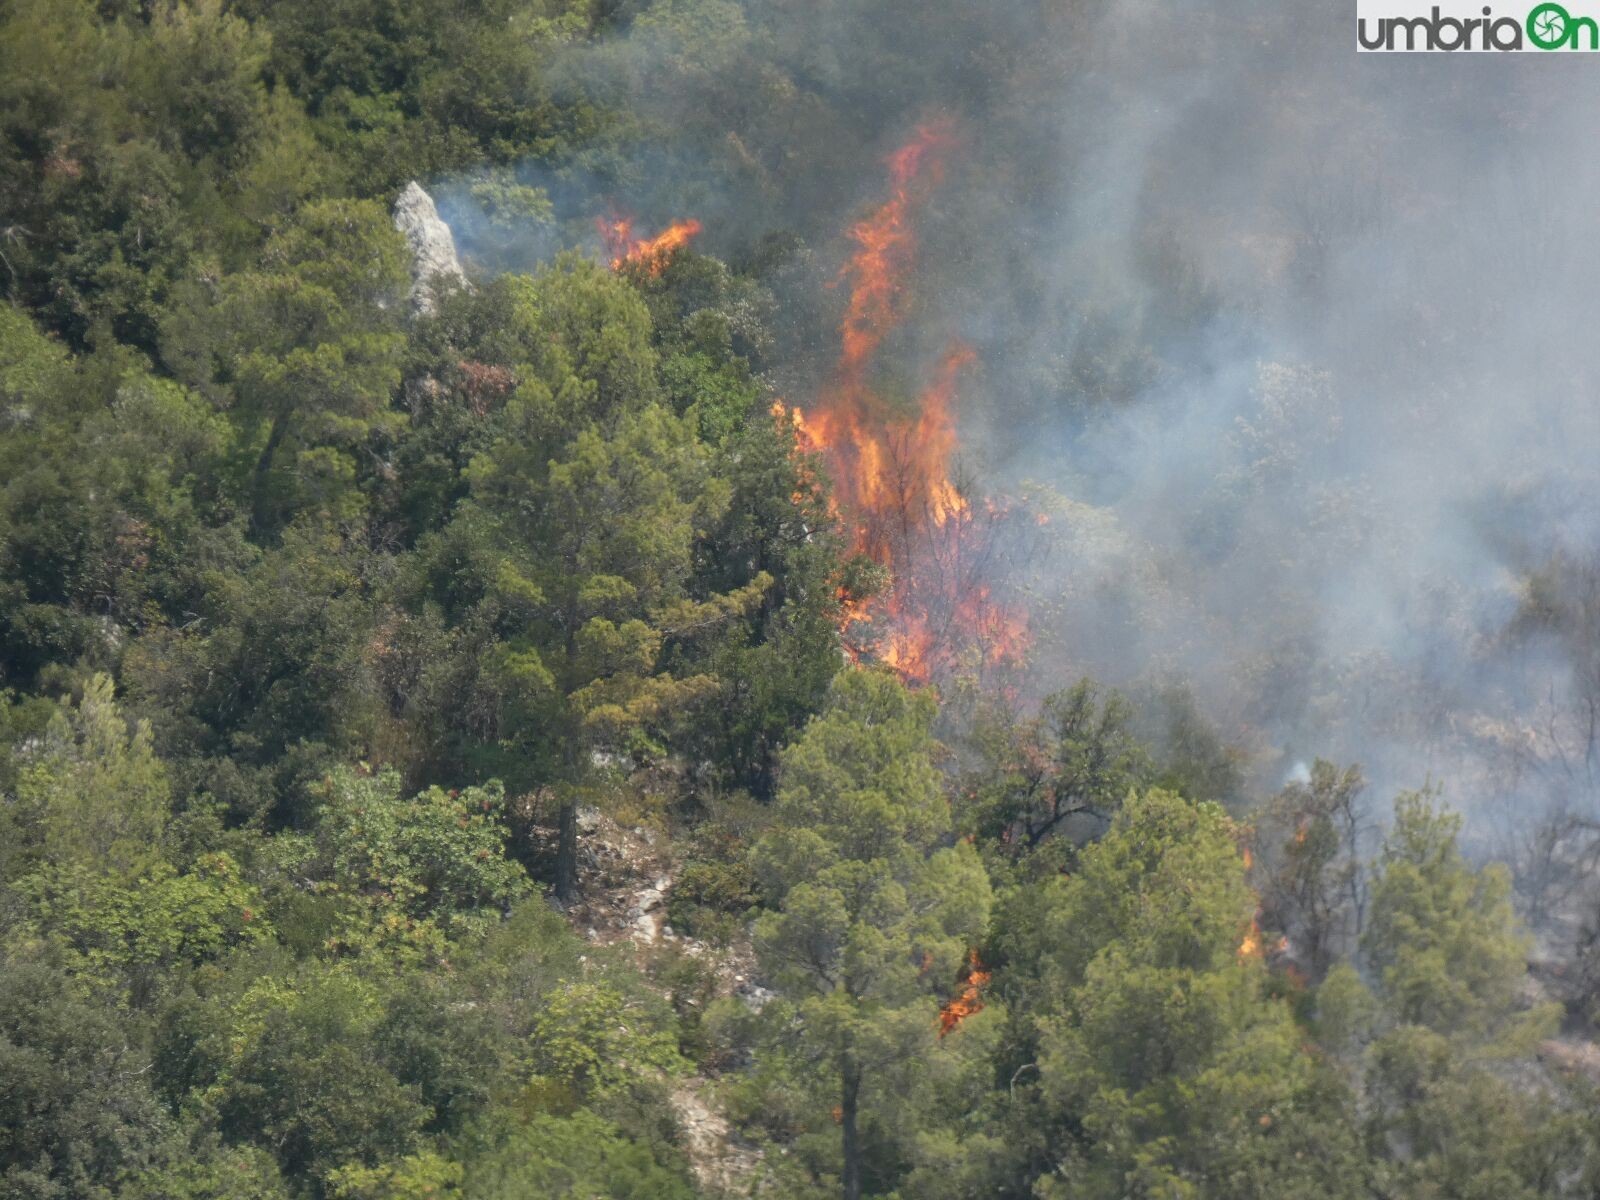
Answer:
[2,3,1597,1199]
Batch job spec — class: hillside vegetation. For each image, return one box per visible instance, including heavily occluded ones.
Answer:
[2,3,1599,1199]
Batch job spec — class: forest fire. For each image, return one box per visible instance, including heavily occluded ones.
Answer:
[598,215,702,274]
[939,951,991,1036]
[1239,918,1264,961]
[779,120,1030,683]
[1237,844,1288,961]
[836,119,953,378]
[1239,918,1290,962]
[778,341,974,560]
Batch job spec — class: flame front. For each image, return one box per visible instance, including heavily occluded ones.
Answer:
[939,951,991,1036]
[779,120,1029,683]
[599,216,703,274]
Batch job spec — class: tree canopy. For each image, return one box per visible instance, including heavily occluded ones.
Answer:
[0,4,1594,1199]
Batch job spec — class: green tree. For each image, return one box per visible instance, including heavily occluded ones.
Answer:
[0,307,236,687]
[327,1151,461,1200]
[2,678,272,1004]
[525,979,685,1105]
[117,1131,290,1200]
[238,0,593,192]
[961,679,1147,870]
[0,0,305,351]
[0,0,194,349]
[420,258,764,900]
[162,199,407,534]
[121,521,378,827]
[460,1109,693,1200]
[19,852,270,1005]
[1329,790,1576,1199]
[189,967,431,1191]
[6,674,168,879]
[0,952,169,1199]
[1018,789,1361,1199]
[1363,789,1537,1037]
[1250,759,1365,982]
[680,409,849,797]
[135,0,269,165]
[1359,1023,1587,1200]
[308,765,530,960]
[749,670,992,1200]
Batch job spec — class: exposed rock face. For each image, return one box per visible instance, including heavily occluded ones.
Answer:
[670,1081,763,1195]
[392,181,464,315]
[1540,1038,1600,1082]
[531,806,765,1194]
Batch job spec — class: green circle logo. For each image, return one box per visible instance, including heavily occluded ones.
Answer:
[1528,2,1573,47]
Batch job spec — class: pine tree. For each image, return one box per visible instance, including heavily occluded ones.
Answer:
[750,670,991,1199]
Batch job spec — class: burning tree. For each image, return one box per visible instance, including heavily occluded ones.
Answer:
[597,214,703,275]
[777,120,1034,687]
[1248,759,1367,982]
[938,950,992,1036]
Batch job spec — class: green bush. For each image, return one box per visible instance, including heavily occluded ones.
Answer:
[665,859,758,943]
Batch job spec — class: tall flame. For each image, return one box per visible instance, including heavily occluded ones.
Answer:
[837,120,953,379]
[598,215,703,274]
[939,950,991,1036]
[777,120,1030,683]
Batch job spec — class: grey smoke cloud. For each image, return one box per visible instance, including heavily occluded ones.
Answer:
[993,1,1600,848]
[436,0,1600,864]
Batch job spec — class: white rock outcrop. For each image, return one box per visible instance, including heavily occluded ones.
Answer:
[392,181,464,315]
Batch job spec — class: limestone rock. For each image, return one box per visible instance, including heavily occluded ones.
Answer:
[669,1082,763,1195]
[1539,1037,1600,1082]
[392,181,464,315]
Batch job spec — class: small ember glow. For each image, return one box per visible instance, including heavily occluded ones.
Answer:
[938,951,991,1036]
[598,215,703,274]
[1239,918,1263,961]
[1239,920,1289,962]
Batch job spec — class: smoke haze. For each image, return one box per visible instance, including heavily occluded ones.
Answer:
[445,0,1600,863]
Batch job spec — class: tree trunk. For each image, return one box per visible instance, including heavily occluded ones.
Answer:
[553,799,578,905]
[840,1060,862,1200]
[250,413,289,536]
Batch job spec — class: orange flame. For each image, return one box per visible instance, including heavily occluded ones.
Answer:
[777,120,1030,683]
[836,120,954,378]
[598,215,703,274]
[1237,843,1289,960]
[1239,918,1263,961]
[939,951,991,1036]
[1238,924,1290,961]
